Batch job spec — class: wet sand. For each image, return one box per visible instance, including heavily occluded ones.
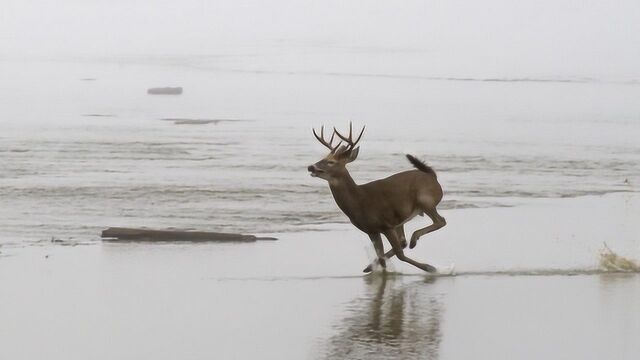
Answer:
[1,193,638,359]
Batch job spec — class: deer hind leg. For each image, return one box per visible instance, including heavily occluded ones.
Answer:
[363,226,405,273]
[409,207,446,249]
[383,229,436,273]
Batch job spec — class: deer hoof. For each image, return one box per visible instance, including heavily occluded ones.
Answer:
[401,240,408,248]
[424,263,437,273]
[363,258,386,273]
[409,234,420,249]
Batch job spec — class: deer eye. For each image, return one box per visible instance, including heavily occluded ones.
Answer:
[327,160,337,166]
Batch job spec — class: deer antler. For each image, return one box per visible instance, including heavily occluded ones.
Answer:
[333,122,365,152]
[312,125,342,153]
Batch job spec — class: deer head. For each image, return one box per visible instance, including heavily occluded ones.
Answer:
[308,122,365,181]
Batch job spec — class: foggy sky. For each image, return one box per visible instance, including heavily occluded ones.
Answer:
[1,0,639,79]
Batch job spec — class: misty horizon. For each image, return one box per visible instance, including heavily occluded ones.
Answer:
[2,0,640,80]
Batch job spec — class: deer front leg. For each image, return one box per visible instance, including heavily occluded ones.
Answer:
[363,226,407,273]
[364,233,387,272]
[383,229,437,273]
[396,225,408,249]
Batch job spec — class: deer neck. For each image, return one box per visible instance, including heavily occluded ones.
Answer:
[328,170,363,217]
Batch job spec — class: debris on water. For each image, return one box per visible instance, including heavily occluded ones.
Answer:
[101,227,278,242]
[82,114,116,117]
[171,119,221,125]
[159,118,251,125]
[50,236,83,247]
[147,87,183,95]
[600,242,640,272]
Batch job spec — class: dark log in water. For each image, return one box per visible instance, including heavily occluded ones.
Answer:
[101,227,277,242]
[147,87,183,95]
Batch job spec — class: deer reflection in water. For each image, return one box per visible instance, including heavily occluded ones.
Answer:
[323,274,444,360]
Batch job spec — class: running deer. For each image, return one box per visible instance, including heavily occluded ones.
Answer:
[307,123,446,273]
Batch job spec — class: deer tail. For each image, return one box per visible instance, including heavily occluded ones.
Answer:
[406,154,437,177]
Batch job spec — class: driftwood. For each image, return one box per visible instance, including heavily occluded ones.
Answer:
[101,227,277,242]
[147,87,183,95]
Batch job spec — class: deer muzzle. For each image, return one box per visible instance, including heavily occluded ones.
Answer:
[307,165,322,177]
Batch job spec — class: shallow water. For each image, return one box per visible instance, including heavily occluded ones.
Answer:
[3,193,640,359]
[1,210,639,360]
[1,56,638,245]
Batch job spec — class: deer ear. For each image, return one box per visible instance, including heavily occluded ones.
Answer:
[346,147,359,163]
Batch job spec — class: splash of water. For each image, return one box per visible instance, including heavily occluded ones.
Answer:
[600,242,640,272]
